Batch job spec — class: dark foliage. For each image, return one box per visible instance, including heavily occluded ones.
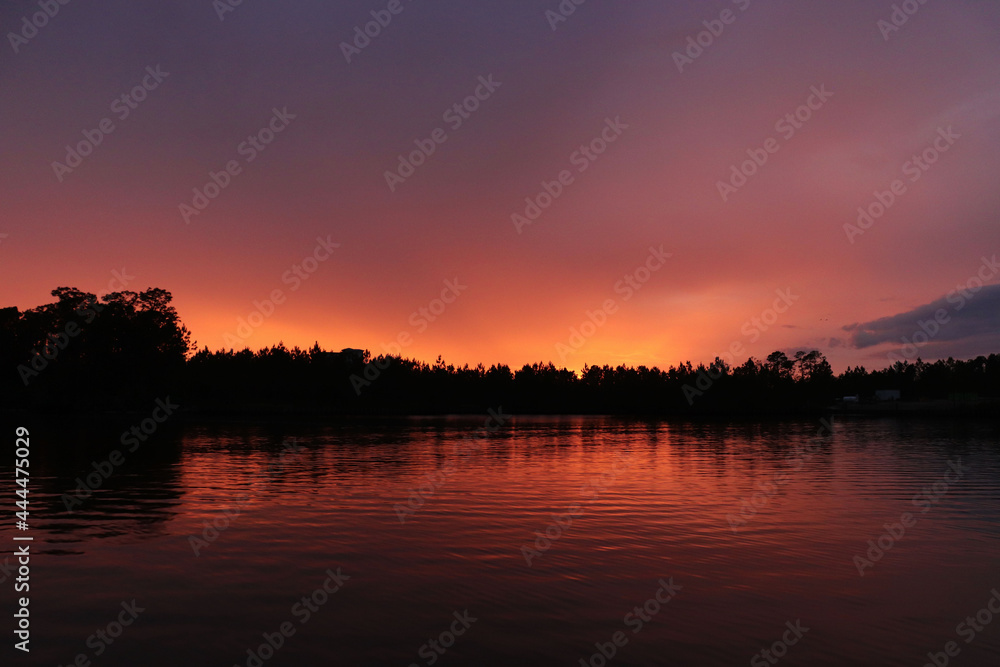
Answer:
[2,287,190,410]
[3,287,999,415]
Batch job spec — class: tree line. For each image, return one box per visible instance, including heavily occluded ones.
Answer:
[3,287,998,415]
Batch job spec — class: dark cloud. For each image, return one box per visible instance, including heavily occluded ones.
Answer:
[843,281,1000,358]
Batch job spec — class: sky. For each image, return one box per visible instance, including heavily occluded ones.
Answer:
[2,0,999,373]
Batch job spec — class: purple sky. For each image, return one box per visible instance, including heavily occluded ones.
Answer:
[2,0,999,371]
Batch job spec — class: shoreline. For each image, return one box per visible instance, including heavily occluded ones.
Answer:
[3,399,997,422]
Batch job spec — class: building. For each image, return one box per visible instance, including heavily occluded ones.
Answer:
[339,348,366,364]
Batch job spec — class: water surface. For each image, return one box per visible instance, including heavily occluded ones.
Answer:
[4,416,1000,666]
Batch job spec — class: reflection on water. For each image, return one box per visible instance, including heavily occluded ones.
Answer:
[2,416,999,666]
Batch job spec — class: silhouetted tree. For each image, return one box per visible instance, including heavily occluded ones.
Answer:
[5,287,1000,415]
[3,287,191,409]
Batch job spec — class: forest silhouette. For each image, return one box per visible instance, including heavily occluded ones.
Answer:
[3,287,998,415]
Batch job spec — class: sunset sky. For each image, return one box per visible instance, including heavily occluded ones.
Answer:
[2,0,999,372]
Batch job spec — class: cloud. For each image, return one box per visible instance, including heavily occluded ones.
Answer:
[842,282,1000,358]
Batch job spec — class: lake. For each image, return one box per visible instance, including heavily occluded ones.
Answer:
[4,416,1000,666]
